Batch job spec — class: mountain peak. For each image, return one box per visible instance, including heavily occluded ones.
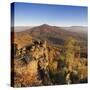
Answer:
[40,24,51,27]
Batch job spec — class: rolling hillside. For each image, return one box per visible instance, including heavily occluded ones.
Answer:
[19,24,87,46]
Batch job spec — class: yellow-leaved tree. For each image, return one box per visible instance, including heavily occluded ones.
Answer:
[64,37,80,71]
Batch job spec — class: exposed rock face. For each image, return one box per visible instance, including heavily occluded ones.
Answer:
[13,39,55,86]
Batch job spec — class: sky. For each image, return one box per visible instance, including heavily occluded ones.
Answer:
[11,2,88,27]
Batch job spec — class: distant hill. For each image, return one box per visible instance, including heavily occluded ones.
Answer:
[12,32,32,49]
[13,26,33,32]
[21,24,87,46]
[62,26,88,33]
[13,24,88,47]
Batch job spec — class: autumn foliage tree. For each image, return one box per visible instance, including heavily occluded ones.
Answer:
[64,37,80,71]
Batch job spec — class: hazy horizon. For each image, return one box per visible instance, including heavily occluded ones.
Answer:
[12,23,88,27]
[12,24,88,32]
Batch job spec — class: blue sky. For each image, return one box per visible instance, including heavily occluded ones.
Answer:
[11,2,88,26]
